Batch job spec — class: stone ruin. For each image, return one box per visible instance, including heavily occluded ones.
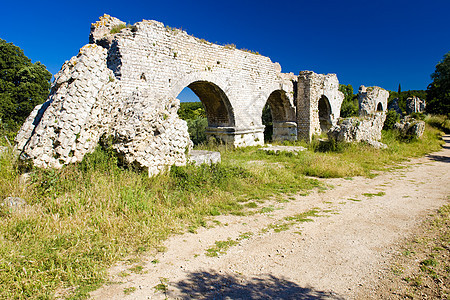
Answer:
[15,43,191,176]
[15,14,391,175]
[297,71,344,140]
[388,96,426,116]
[406,96,426,115]
[328,85,389,148]
[394,117,426,139]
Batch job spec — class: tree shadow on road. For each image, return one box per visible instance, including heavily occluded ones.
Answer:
[172,270,344,299]
[426,154,450,163]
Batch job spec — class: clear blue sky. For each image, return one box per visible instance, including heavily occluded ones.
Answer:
[2,0,449,99]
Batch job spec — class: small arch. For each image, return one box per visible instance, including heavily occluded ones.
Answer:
[263,90,296,142]
[376,102,383,112]
[318,95,332,133]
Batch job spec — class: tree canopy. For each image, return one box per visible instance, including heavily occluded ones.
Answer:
[338,84,358,117]
[0,39,52,131]
[427,51,450,115]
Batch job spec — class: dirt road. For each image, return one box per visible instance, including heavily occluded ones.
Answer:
[91,135,450,299]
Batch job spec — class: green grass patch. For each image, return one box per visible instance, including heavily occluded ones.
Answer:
[205,239,238,257]
[154,277,168,292]
[245,201,258,208]
[284,209,321,223]
[123,287,136,295]
[129,265,145,274]
[362,191,386,197]
[348,198,362,202]
[238,232,253,240]
[425,114,450,133]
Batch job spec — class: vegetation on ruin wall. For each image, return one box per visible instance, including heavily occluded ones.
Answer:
[0,123,445,299]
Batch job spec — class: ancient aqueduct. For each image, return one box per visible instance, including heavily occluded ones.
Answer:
[15,15,387,176]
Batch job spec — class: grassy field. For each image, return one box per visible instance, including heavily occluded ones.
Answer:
[0,124,445,299]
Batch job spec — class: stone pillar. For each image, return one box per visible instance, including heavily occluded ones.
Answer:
[297,71,313,141]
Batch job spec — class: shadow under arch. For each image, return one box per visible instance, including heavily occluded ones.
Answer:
[263,89,297,142]
[318,95,332,133]
[171,73,235,128]
[187,81,235,127]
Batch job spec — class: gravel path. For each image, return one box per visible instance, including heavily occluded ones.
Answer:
[91,135,450,299]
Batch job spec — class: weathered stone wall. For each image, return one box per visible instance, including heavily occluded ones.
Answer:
[15,15,298,175]
[15,43,191,175]
[90,15,295,147]
[328,86,389,148]
[406,96,426,114]
[16,15,369,175]
[358,85,388,117]
[296,71,344,141]
[394,117,425,139]
[16,44,121,168]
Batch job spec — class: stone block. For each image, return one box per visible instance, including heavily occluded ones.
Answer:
[188,150,221,165]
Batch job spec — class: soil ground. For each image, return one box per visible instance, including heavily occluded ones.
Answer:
[91,135,450,300]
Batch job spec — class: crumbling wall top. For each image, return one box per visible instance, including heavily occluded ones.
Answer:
[89,14,126,46]
[358,85,389,117]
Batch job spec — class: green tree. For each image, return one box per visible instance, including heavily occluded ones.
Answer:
[427,51,450,114]
[339,84,358,117]
[178,102,206,120]
[0,39,51,131]
[178,101,208,145]
[186,117,208,145]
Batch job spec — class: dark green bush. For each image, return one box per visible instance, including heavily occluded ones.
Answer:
[383,110,401,130]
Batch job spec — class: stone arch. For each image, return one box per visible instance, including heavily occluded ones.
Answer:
[262,89,297,141]
[318,95,332,133]
[171,73,235,128]
[376,102,383,112]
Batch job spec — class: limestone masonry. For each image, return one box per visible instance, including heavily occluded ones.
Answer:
[328,86,389,148]
[15,14,387,175]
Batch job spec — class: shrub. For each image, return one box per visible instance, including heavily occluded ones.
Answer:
[383,110,401,130]
[110,24,127,34]
[110,24,137,34]
[186,117,208,145]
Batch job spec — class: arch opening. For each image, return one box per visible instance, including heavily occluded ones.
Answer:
[318,95,332,133]
[187,81,234,128]
[262,90,297,142]
[376,102,383,112]
[176,80,234,145]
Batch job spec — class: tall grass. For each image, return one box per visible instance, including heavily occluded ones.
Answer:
[425,114,450,133]
[0,125,444,299]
